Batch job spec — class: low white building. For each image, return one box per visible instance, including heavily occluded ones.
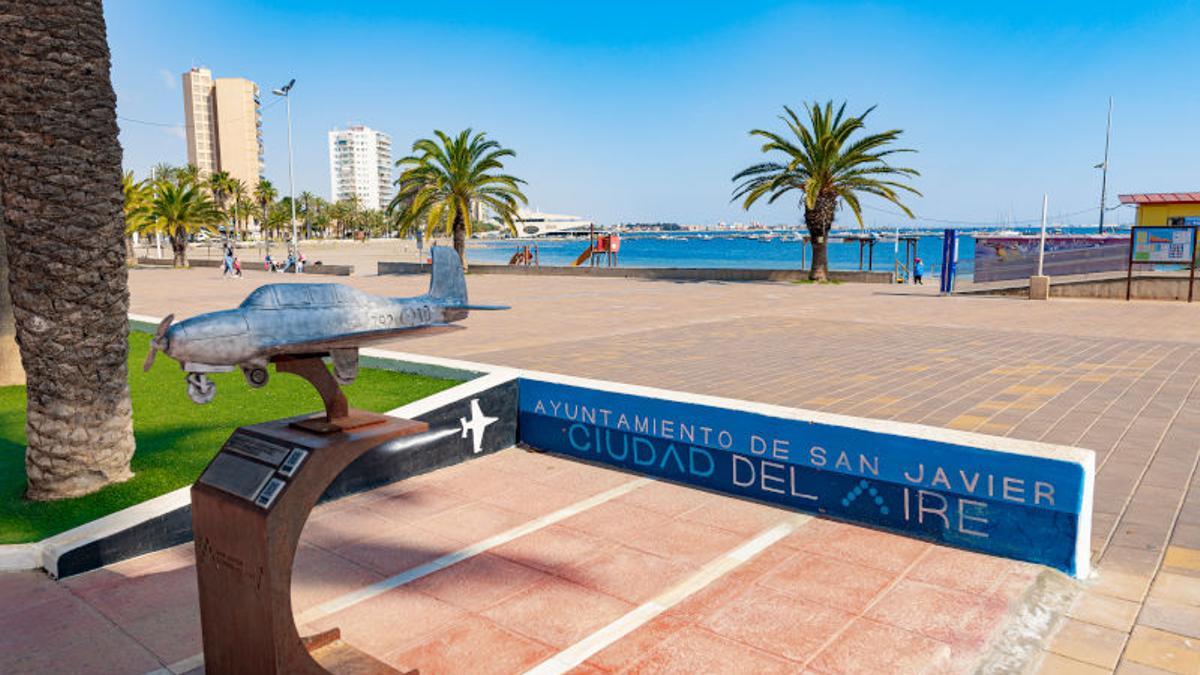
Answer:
[328,125,393,210]
[515,210,594,237]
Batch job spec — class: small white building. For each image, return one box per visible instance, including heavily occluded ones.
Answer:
[515,210,594,237]
[328,125,393,211]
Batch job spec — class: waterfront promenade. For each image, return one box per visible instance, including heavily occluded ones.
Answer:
[4,267,1198,673]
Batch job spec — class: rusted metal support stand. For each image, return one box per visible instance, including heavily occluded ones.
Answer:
[192,354,426,674]
[273,354,389,433]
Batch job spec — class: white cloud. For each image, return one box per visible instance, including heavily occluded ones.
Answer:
[158,68,176,90]
[164,125,186,141]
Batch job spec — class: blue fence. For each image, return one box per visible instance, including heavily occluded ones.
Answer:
[517,376,1093,576]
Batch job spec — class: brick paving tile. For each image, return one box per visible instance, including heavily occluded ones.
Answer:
[673,497,789,535]
[807,617,951,674]
[300,502,402,552]
[864,579,1005,652]
[698,584,854,662]
[63,558,201,665]
[1036,652,1116,675]
[412,501,530,546]
[385,614,555,675]
[0,594,164,674]
[1121,625,1200,674]
[329,521,461,577]
[480,480,612,517]
[310,588,467,657]
[604,515,745,568]
[406,553,551,613]
[609,480,725,518]
[583,613,692,672]
[664,544,798,624]
[756,550,896,614]
[1114,662,1180,675]
[781,518,929,574]
[904,545,1022,596]
[290,542,385,613]
[1163,545,1200,574]
[619,625,796,674]
[556,543,697,604]
[490,524,613,575]
[1046,617,1128,670]
[1137,596,1200,640]
[361,484,470,525]
[481,576,633,649]
[1148,572,1200,607]
[1068,592,1143,633]
[2,570,82,620]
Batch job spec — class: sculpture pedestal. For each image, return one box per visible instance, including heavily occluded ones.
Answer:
[192,413,427,674]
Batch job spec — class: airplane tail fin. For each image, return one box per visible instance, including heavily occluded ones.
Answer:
[428,246,468,306]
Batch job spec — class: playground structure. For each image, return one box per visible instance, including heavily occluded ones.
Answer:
[508,244,540,266]
[892,234,920,283]
[572,228,621,267]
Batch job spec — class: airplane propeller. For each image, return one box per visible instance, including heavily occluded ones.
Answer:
[143,314,174,372]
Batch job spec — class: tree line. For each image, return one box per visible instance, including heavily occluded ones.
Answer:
[122,164,404,266]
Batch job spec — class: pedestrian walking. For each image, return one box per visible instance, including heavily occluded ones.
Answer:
[914,257,925,285]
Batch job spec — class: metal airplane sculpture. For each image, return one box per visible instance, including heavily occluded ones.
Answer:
[144,247,503,404]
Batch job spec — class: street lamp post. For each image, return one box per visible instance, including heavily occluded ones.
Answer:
[1095,97,1113,235]
[272,79,298,254]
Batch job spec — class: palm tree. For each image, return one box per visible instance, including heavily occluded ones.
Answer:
[206,170,234,237]
[176,163,201,187]
[228,178,248,239]
[389,129,527,263]
[149,180,223,266]
[733,102,920,281]
[122,171,153,264]
[150,162,175,182]
[254,178,277,240]
[0,0,137,499]
[299,191,316,239]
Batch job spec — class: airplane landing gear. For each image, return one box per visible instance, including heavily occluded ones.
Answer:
[186,373,216,404]
[242,366,269,388]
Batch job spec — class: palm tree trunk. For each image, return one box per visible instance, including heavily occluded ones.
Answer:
[453,212,467,269]
[0,0,136,499]
[0,228,25,386]
[172,227,188,267]
[804,193,838,282]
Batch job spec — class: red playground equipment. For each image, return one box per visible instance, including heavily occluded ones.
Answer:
[572,227,621,267]
[508,244,539,266]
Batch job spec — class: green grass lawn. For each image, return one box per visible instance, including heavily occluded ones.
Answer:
[0,331,460,544]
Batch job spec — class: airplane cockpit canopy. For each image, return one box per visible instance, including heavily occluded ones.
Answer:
[240,284,369,309]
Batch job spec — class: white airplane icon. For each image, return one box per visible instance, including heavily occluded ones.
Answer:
[459,399,498,454]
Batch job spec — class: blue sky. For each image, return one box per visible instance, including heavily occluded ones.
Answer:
[105,1,1199,227]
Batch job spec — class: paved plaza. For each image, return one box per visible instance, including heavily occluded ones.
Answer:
[5,265,1200,673]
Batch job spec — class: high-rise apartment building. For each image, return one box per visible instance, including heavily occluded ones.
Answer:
[328,126,393,211]
[181,67,263,187]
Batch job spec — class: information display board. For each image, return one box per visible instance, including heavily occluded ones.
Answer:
[518,376,1094,577]
[1126,225,1199,301]
[1131,226,1197,263]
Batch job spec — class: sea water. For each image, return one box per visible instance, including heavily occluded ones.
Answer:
[468,232,971,276]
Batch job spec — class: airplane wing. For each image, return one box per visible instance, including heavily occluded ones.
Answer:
[262,323,466,356]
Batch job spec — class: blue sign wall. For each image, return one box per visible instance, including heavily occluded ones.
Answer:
[518,378,1091,575]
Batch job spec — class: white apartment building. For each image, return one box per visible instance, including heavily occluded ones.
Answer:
[328,126,393,211]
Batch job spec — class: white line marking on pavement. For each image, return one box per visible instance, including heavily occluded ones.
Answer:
[297,476,653,623]
[156,475,653,675]
[523,515,807,675]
